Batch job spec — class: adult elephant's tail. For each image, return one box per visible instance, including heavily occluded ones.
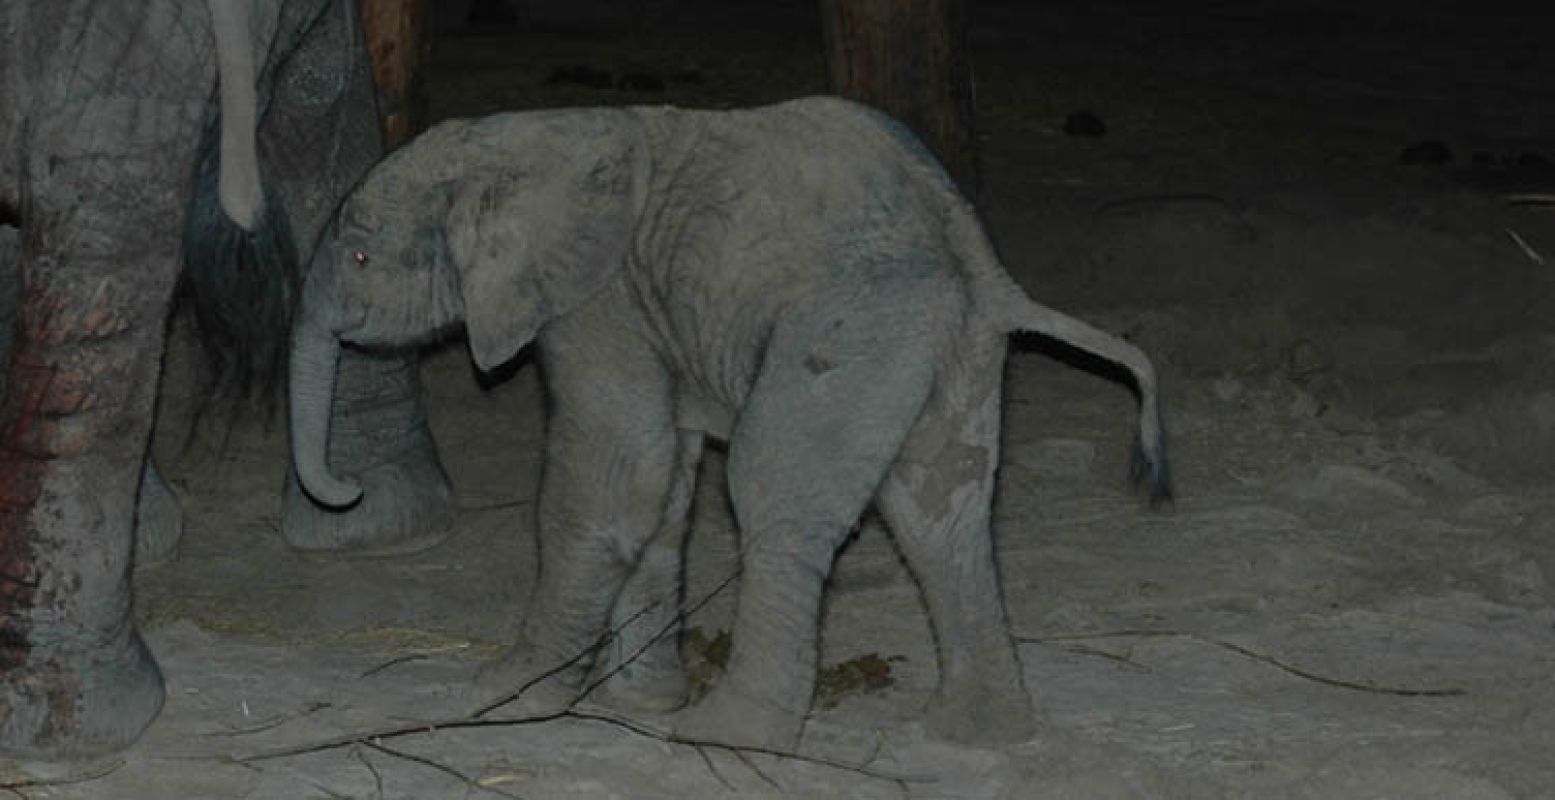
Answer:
[182,0,301,408]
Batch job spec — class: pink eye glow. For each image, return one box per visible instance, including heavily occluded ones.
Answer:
[352,250,369,266]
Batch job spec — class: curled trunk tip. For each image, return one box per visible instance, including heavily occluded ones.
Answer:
[289,315,363,508]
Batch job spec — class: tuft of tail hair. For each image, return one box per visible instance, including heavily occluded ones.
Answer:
[1131,420,1173,508]
[182,116,300,420]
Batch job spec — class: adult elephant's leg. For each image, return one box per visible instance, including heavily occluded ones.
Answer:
[264,0,456,556]
[591,429,703,712]
[873,337,1035,746]
[0,171,183,760]
[134,459,183,568]
[280,348,455,555]
[1,196,172,589]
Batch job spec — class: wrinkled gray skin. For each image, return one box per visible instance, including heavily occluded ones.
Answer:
[292,96,1168,750]
[0,0,452,761]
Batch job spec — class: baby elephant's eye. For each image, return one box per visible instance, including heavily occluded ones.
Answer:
[352,250,369,266]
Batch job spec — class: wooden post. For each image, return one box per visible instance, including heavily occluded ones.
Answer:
[358,0,431,150]
[818,0,978,197]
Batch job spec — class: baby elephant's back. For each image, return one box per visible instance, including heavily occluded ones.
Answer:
[646,97,964,299]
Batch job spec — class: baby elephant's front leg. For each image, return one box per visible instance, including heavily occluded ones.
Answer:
[473,405,680,718]
[591,430,706,713]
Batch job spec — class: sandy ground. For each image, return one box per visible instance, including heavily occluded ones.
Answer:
[13,1,1555,797]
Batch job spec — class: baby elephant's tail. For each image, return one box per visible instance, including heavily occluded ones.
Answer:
[944,198,1171,504]
[991,292,1170,504]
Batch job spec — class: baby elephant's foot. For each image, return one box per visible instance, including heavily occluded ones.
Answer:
[589,638,691,714]
[924,681,1036,746]
[590,661,690,714]
[673,682,805,751]
[469,647,583,719]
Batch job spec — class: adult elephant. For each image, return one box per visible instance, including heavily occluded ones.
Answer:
[0,0,455,760]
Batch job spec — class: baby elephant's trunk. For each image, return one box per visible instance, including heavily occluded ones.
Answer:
[288,314,364,508]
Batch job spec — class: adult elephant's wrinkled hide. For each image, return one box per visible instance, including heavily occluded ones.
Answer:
[0,0,454,760]
[291,96,1170,750]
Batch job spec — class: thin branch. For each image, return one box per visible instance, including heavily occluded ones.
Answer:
[471,645,606,719]
[231,524,924,792]
[1206,637,1464,697]
[233,707,931,785]
[1502,193,1555,207]
[1019,630,1467,697]
[360,653,429,679]
[1053,643,1152,671]
[480,546,743,718]
[1505,227,1546,265]
[564,710,930,783]
[732,748,782,790]
[358,643,475,680]
[202,701,333,737]
[694,746,737,792]
[352,744,384,800]
[576,569,741,704]
[362,740,522,799]
[235,713,562,763]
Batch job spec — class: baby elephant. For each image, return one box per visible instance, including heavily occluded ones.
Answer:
[290,96,1168,749]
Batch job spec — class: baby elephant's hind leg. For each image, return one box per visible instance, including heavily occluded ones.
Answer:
[874,338,1035,745]
[675,315,939,751]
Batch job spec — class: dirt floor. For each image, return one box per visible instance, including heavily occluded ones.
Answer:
[18,1,1555,797]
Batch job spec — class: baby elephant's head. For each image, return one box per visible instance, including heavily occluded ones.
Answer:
[306,182,465,351]
[288,111,645,508]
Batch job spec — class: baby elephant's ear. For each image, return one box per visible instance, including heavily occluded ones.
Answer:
[446,144,640,372]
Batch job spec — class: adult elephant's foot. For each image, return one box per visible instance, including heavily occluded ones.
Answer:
[923,679,1036,746]
[673,679,805,751]
[469,645,584,719]
[0,629,165,761]
[281,350,455,556]
[134,459,182,568]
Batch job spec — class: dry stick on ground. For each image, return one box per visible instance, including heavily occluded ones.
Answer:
[466,569,701,719]
[1502,193,1555,207]
[477,526,766,719]
[233,710,932,785]
[1504,227,1546,265]
[359,642,473,679]
[731,747,782,790]
[202,701,334,737]
[1019,630,1467,697]
[363,740,522,800]
[695,746,738,792]
[570,569,742,707]
[351,744,385,799]
[1051,643,1152,672]
[564,710,932,784]
[228,578,926,778]
[232,565,932,787]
